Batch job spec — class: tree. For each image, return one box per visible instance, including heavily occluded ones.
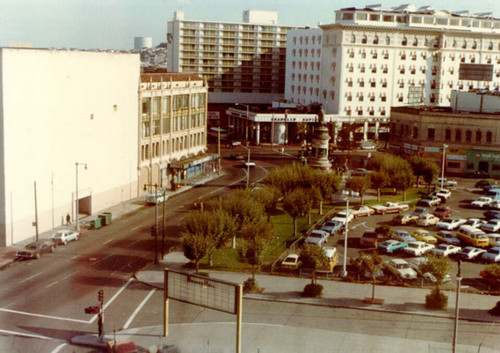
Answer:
[251,186,281,221]
[370,172,386,202]
[182,231,215,274]
[299,244,329,284]
[346,176,371,204]
[480,263,500,289]
[350,253,383,301]
[421,160,440,193]
[386,158,414,201]
[240,220,276,280]
[421,255,451,309]
[283,188,312,237]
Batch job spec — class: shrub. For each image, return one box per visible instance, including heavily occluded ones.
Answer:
[425,288,448,310]
[488,301,500,316]
[302,283,324,298]
[243,278,262,293]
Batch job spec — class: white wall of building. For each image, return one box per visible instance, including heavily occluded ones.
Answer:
[0,48,140,246]
[243,10,278,25]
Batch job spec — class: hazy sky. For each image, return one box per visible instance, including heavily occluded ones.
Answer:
[1,0,498,50]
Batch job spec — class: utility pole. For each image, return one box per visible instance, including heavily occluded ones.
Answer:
[144,183,160,264]
[34,181,39,241]
[452,260,462,353]
[341,197,349,278]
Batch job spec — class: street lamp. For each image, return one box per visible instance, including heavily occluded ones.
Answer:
[452,260,462,353]
[235,103,250,143]
[144,183,160,264]
[75,162,87,232]
[240,143,251,189]
[441,144,448,190]
[341,197,349,278]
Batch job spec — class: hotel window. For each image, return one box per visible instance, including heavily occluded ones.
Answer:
[401,37,407,46]
[445,128,451,141]
[360,64,365,73]
[455,129,462,142]
[413,127,418,139]
[359,94,364,102]
[428,128,435,140]
[362,34,367,44]
[476,130,482,142]
[359,79,364,87]
[350,34,356,43]
[373,35,379,44]
[488,42,493,50]
[412,37,418,46]
[381,93,386,102]
[462,40,467,49]
[465,130,472,142]
[486,131,493,143]
[472,41,477,49]
[385,35,390,45]
[401,51,406,60]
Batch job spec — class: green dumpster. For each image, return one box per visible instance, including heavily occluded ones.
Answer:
[91,218,102,229]
[99,212,112,226]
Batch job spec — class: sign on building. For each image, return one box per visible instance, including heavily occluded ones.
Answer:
[459,64,494,81]
[207,111,220,120]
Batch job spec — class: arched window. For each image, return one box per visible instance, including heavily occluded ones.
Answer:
[402,36,407,46]
[373,35,379,44]
[455,129,462,142]
[476,130,482,142]
[413,37,418,46]
[362,34,367,44]
[350,34,356,43]
[385,35,390,45]
[462,40,467,49]
[486,131,493,143]
[465,130,472,142]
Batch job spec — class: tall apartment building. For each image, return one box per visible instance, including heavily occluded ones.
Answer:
[167,11,300,104]
[138,73,214,190]
[285,4,500,118]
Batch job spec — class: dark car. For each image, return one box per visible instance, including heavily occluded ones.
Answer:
[433,206,452,219]
[475,180,494,192]
[484,210,500,220]
[16,240,55,259]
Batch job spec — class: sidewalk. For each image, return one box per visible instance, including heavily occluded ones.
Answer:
[0,171,221,270]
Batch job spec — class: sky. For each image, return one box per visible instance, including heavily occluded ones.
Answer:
[1,0,498,50]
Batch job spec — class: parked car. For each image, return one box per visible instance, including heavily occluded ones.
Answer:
[16,240,56,259]
[457,226,490,247]
[229,153,245,160]
[411,207,429,218]
[384,259,417,280]
[475,180,495,192]
[416,214,440,227]
[242,160,256,167]
[392,229,416,243]
[435,189,452,201]
[487,233,500,247]
[489,200,500,210]
[417,196,441,207]
[372,202,409,214]
[436,217,466,230]
[435,230,461,245]
[458,246,487,261]
[463,218,486,228]
[378,240,407,254]
[434,178,457,188]
[480,219,500,233]
[281,254,300,268]
[412,229,437,244]
[429,244,462,257]
[481,247,500,263]
[331,211,354,225]
[432,206,452,219]
[351,168,372,176]
[351,205,375,217]
[320,220,343,235]
[359,230,378,247]
[471,197,493,209]
[52,229,79,245]
[304,230,329,246]
[484,210,500,220]
[392,213,418,225]
[404,241,435,256]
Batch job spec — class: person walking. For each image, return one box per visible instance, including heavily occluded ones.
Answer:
[66,213,71,225]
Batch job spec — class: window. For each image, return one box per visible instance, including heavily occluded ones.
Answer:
[486,131,493,143]
[359,94,364,102]
[359,79,364,87]
[362,34,367,44]
[402,37,407,46]
[448,162,460,169]
[428,128,435,140]
[350,34,356,43]
[360,65,365,73]
[413,37,418,46]
[347,94,352,101]
[373,35,379,44]
[465,130,472,142]
[462,40,467,49]
[476,130,482,142]
[385,36,390,45]
[455,129,461,142]
[445,129,451,141]
[413,127,418,139]
[381,94,386,102]
[371,80,376,88]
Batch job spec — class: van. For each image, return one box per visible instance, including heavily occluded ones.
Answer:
[456,225,489,247]
[316,247,338,273]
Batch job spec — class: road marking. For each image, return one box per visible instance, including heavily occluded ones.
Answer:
[70,255,79,260]
[103,238,114,245]
[131,226,141,231]
[62,272,75,280]
[122,288,156,329]
[19,272,42,283]
[350,222,366,230]
[0,328,64,341]
[90,277,135,324]
[209,187,225,194]
[127,239,140,248]
[45,281,59,289]
[50,343,68,353]
[0,308,89,324]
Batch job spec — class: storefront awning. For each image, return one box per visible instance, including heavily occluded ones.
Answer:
[169,153,219,170]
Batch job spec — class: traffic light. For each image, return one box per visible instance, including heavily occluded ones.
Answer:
[151,225,157,237]
[98,289,104,303]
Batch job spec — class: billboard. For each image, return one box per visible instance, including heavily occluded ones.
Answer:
[458,64,493,81]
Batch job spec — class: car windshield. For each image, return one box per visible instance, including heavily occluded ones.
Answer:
[309,234,322,239]
[396,263,409,269]
[490,250,500,255]
[463,248,473,254]
[408,243,418,248]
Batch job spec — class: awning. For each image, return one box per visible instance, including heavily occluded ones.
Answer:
[169,153,219,170]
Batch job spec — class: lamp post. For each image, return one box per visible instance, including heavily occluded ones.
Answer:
[452,260,462,353]
[441,144,448,190]
[75,162,87,232]
[341,197,349,278]
[235,103,250,143]
[144,183,160,264]
[217,125,221,176]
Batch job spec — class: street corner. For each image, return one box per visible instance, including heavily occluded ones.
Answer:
[70,333,110,349]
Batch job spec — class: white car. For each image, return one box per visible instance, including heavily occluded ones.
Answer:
[304,230,329,246]
[52,229,79,245]
[384,259,417,280]
[404,241,435,256]
[416,214,440,227]
[487,233,500,247]
[464,218,486,228]
[434,178,457,187]
[351,205,375,217]
[480,219,500,233]
[471,197,493,209]
[481,247,500,263]
[331,211,354,225]
[458,247,487,261]
[145,192,167,204]
[281,254,300,268]
[489,200,500,210]
[429,244,462,257]
[436,217,466,230]
[371,202,409,214]
[435,189,452,200]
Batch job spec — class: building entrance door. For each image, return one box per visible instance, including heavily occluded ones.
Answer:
[478,161,489,173]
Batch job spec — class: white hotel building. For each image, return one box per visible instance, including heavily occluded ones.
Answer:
[167,10,300,104]
[285,4,500,119]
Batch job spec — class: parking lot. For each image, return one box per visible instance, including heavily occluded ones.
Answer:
[318,178,499,293]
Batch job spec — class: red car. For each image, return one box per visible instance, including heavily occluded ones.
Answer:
[433,206,452,219]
